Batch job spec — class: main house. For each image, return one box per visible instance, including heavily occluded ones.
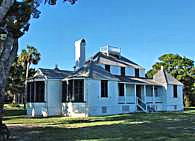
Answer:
[26,39,184,117]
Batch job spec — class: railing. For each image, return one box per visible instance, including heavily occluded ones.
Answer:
[137,97,147,113]
[118,96,125,103]
[100,45,121,55]
[145,96,163,103]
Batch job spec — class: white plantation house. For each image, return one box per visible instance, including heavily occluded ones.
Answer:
[26,39,184,117]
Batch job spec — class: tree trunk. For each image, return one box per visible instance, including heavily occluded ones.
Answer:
[0,0,15,23]
[24,62,30,110]
[0,36,18,127]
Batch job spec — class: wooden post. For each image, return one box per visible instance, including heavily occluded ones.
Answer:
[144,85,146,103]
[124,83,126,104]
[152,86,155,105]
[134,84,137,104]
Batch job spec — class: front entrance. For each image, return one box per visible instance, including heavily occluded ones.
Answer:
[136,85,142,99]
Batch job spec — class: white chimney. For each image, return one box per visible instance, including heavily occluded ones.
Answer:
[75,39,86,69]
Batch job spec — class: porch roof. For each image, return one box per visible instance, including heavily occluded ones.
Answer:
[30,68,73,80]
[115,75,162,86]
[65,61,118,81]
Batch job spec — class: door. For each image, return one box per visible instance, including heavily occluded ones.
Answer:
[136,85,142,99]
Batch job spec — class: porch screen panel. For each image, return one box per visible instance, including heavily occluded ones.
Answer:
[74,79,84,102]
[62,81,68,102]
[27,82,31,102]
[78,79,84,102]
[68,80,73,101]
[30,82,35,102]
[35,81,45,102]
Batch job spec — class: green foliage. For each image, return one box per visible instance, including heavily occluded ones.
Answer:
[146,54,195,107]
[5,45,41,103]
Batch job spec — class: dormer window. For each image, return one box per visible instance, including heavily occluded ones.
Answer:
[121,67,125,76]
[105,65,110,72]
[135,68,139,77]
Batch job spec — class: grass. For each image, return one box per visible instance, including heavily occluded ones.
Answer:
[3,105,195,141]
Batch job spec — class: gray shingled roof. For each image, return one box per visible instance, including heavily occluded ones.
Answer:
[36,68,73,79]
[153,69,183,86]
[87,52,144,69]
[66,61,118,81]
[114,75,161,85]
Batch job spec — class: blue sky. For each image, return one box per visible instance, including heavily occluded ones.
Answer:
[19,0,195,71]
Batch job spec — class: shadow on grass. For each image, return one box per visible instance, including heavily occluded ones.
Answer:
[8,117,195,141]
[5,110,195,141]
[4,110,26,117]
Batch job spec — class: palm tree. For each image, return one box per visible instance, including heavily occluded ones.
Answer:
[18,45,40,109]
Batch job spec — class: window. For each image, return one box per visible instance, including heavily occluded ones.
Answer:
[27,81,45,103]
[74,79,84,102]
[135,68,139,77]
[173,85,177,98]
[35,81,45,102]
[68,80,73,101]
[27,82,31,102]
[62,81,68,102]
[154,87,158,97]
[121,67,125,76]
[118,83,124,96]
[105,65,110,72]
[67,79,84,102]
[101,80,108,97]
[30,82,34,102]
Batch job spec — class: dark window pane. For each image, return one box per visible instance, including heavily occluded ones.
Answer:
[62,81,68,102]
[68,79,84,102]
[68,80,73,101]
[135,69,139,77]
[27,82,31,102]
[101,80,108,97]
[173,85,177,98]
[30,82,34,102]
[105,65,110,72]
[119,83,124,96]
[121,67,125,76]
[35,81,45,102]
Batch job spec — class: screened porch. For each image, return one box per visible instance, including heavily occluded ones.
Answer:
[62,79,85,103]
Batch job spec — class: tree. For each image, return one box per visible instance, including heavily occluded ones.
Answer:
[5,56,24,103]
[0,0,77,139]
[18,45,40,109]
[146,54,195,107]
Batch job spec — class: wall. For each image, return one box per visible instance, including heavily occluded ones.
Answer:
[26,103,48,117]
[101,64,144,77]
[86,79,136,116]
[47,79,62,116]
[62,103,87,117]
[165,84,184,111]
[110,66,120,75]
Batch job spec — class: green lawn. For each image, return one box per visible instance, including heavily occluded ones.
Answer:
[3,105,195,141]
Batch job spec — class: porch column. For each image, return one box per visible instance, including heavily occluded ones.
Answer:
[134,84,137,104]
[66,80,69,102]
[144,85,146,103]
[152,85,155,105]
[124,84,126,104]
